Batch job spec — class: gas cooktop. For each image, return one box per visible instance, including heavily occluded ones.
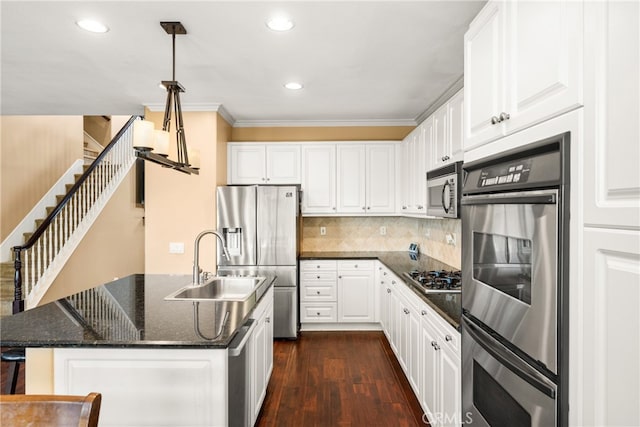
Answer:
[402,269,462,294]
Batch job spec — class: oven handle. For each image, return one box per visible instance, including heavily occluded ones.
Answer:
[463,316,556,399]
[461,193,556,206]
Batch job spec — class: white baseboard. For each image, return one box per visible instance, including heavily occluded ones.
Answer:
[300,323,383,332]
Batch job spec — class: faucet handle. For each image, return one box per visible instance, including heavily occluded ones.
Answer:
[201,271,213,282]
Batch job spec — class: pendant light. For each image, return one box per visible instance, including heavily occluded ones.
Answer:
[134,21,199,175]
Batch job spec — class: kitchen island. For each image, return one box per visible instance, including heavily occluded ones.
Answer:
[0,274,276,427]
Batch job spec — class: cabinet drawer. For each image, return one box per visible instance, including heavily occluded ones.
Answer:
[301,271,337,282]
[300,260,337,271]
[301,284,337,302]
[419,303,461,355]
[337,260,374,271]
[300,303,337,322]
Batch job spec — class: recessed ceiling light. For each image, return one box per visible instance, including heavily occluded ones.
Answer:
[284,82,303,90]
[76,19,109,33]
[266,17,294,32]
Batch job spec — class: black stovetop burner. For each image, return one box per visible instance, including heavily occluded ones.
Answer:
[402,269,462,294]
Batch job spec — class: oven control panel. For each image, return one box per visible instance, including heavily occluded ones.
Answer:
[477,159,532,188]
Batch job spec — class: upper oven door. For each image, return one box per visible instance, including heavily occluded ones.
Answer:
[461,189,558,374]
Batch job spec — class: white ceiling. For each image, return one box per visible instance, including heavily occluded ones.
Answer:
[1,1,485,126]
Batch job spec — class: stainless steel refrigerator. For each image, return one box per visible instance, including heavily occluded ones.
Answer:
[216,185,300,339]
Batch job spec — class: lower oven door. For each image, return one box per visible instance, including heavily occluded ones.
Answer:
[461,189,558,374]
[462,316,556,427]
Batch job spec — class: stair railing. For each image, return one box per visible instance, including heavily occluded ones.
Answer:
[12,116,141,313]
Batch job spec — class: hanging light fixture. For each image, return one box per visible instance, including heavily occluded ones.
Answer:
[134,21,199,175]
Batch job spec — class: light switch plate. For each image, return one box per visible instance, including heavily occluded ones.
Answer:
[169,242,185,254]
[320,226,326,236]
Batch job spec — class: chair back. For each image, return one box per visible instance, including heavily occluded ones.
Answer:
[0,392,101,427]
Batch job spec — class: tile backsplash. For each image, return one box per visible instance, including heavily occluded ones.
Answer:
[301,216,461,269]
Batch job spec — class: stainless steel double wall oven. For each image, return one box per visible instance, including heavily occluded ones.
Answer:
[461,134,570,426]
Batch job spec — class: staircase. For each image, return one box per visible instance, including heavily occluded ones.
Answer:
[0,116,140,316]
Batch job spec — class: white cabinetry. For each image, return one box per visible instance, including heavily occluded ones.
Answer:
[336,144,396,214]
[399,123,429,215]
[464,0,583,151]
[572,2,640,426]
[228,143,300,184]
[301,144,336,214]
[419,303,461,427]
[250,287,274,425]
[430,89,463,171]
[300,260,338,323]
[337,260,375,323]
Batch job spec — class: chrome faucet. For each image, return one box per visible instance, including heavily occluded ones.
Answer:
[193,230,231,285]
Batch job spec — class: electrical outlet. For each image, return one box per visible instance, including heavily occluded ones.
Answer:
[380,226,387,236]
[169,242,185,254]
[320,226,326,236]
[445,233,457,246]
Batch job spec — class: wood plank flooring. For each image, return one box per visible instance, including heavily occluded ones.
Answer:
[256,331,428,427]
[2,334,428,426]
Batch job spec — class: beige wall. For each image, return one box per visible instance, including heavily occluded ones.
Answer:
[230,125,414,142]
[0,116,83,240]
[40,167,145,304]
[302,216,461,269]
[144,110,228,275]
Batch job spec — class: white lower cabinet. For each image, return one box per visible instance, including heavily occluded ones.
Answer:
[376,261,461,427]
[300,260,376,327]
[250,287,274,425]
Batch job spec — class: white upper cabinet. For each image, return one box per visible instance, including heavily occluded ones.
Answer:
[301,144,336,214]
[337,143,396,214]
[464,0,583,151]
[228,143,300,184]
[429,89,464,172]
[583,0,640,229]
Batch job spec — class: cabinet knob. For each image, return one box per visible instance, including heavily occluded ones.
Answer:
[417,205,423,210]
[386,288,391,294]
[499,112,510,122]
[421,310,427,316]
[383,272,387,276]
[317,275,320,279]
[266,317,271,323]
[402,206,407,210]
[317,265,321,268]
[354,264,358,268]
[391,280,396,285]
[317,312,320,316]
[362,206,366,210]
[316,290,320,295]
[445,335,453,342]
[261,177,266,181]
[432,342,440,351]
[367,206,371,210]
[403,308,410,314]
[338,275,342,279]
[333,207,336,211]
[491,116,500,125]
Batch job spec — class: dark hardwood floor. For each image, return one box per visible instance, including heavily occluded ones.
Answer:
[2,334,427,426]
[256,331,428,427]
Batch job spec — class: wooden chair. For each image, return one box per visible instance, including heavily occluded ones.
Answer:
[0,392,101,427]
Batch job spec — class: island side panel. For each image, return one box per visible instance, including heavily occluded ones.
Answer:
[25,348,54,393]
[53,348,228,427]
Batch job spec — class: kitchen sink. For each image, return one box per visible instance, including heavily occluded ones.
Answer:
[164,276,266,302]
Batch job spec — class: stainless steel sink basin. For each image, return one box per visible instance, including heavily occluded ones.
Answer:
[165,276,266,302]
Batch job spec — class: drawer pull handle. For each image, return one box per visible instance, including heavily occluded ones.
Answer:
[445,335,453,342]
[403,308,410,314]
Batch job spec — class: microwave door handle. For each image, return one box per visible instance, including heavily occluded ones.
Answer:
[461,193,557,206]
[442,181,450,213]
[463,317,556,398]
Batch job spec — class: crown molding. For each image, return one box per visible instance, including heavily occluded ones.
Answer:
[414,75,464,125]
[232,118,418,128]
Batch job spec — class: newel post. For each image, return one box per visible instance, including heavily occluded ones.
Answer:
[13,247,24,314]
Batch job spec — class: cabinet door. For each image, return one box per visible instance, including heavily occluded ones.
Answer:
[578,228,640,427]
[252,316,267,422]
[366,144,396,213]
[421,317,440,425]
[432,104,449,171]
[301,144,336,214]
[398,140,410,214]
[404,135,417,213]
[337,270,374,322]
[415,122,430,212]
[407,304,422,395]
[228,144,266,184]
[464,1,506,151]
[336,145,366,213]
[583,0,640,229]
[265,144,300,184]
[447,89,464,164]
[504,0,583,134]
[265,299,274,381]
[439,345,461,427]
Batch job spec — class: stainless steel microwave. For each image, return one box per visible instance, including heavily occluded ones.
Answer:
[426,161,463,218]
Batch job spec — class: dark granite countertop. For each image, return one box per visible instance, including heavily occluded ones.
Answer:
[299,251,461,329]
[0,274,275,349]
